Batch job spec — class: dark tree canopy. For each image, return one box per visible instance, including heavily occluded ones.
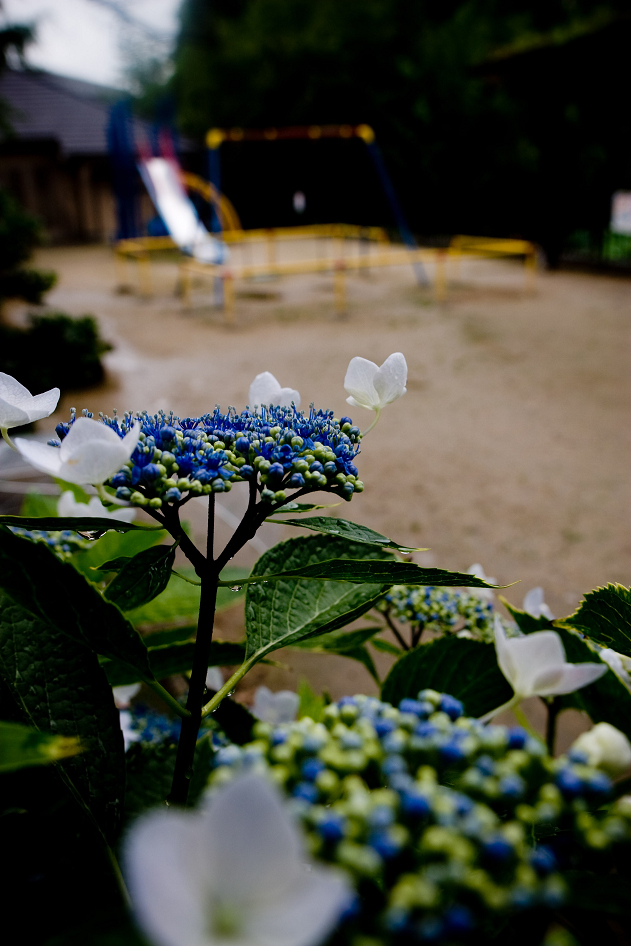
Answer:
[170,1,629,261]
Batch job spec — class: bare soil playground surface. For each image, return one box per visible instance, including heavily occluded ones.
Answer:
[13,244,631,738]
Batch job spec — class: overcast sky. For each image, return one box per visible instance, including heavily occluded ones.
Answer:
[1,0,181,87]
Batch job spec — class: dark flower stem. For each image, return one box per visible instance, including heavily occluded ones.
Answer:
[383,608,410,651]
[545,696,561,756]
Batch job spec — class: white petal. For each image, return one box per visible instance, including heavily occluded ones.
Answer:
[249,372,282,407]
[206,666,224,691]
[600,649,631,693]
[493,617,519,691]
[113,683,141,708]
[13,438,63,477]
[372,352,408,406]
[0,396,30,428]
[125,809,209,946]
[252,687,299,724]
[501,630,567,697]
[25,387,60,422]
[272,691,300,724]
[343,357,380,410]
[252,686,274,721]
[246,866,352,946]
[57,491,82,517]
[523,586,544,617]
[203,774,303,900]
[540,602,555,620]
[59,417,122,461]
[122,421,141,455]
[345,395,361,408]
[533,661,607,697]
[0,371,32,404]
[85,495,136,522]
[274,387,301,409]
[59,438,131,485]
[468,563,488,580]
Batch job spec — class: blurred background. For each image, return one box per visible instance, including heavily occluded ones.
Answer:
[0,0,628,698]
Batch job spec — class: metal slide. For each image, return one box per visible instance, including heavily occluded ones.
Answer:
[139,157,229,265]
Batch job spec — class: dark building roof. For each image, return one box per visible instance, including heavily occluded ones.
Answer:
[0,68,139,157]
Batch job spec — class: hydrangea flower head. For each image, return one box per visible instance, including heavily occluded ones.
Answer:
[43,403,363,510]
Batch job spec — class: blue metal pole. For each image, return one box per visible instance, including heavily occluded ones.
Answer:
[207,140,224,306]
[366,140,429,287]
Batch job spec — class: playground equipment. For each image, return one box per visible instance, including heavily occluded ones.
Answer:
[178,231,536,322]
[113,120,536,318]
[139,157,228,264]
[206,123,429,287]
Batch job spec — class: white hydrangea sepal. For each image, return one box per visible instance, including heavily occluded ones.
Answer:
[480,615,607,723]
[124,773,352,946]
[252,685,299,724]
[14,417,140,486]
[57,490,136,523]
[344,353,407,434]
[572,722,631,777]
[523,586,554,620]
[249,372,300,409]
[0,372,60,450]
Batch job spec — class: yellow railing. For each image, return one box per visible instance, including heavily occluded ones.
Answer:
[114,229,537,318]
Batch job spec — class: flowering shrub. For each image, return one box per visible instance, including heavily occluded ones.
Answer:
[207,693,631,945]
[1,356,631,944]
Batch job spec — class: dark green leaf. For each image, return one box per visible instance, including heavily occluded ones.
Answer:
[555,626,631,741]
[0,527,153,680]
[500,596,553,633]
[0,515,159,533]
[72,527,167,581]
[104,544,176,611]
[268,502,341,515]
[240,550,501,589]
[0,719,81,772]
[0,591,125,841]
[381,636,513,717]
[371,637,404,656]
[127,566,248,628]
[101,639,246,686]
[245,535,392,661]
[559,584,631,658]
[293,626,382,683]
[293,625,382,652]
[268,516,422,553]
[92,557,132,572]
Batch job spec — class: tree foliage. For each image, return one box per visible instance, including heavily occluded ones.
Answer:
[172,0,630,260]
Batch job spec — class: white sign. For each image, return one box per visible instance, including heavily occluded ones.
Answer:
[611,191,631,235]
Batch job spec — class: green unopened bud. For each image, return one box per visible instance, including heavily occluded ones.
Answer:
[156,464,167,476]
[260,488,275,502]
[291,436,304,448]
[177,478,190,490]
[130,491,147,506]
[354,481,364,492]
[148,497,162,508]
[274,490,287,503]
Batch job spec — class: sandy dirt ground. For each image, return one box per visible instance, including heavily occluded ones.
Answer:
[4,242,630,744]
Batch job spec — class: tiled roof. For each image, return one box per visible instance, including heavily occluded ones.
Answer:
[0,68,134,156]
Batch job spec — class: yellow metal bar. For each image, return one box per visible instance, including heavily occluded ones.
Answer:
[223,271,235,324]
[137,254,152,298]
[434,249,447,302]
[334,263,347,316]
